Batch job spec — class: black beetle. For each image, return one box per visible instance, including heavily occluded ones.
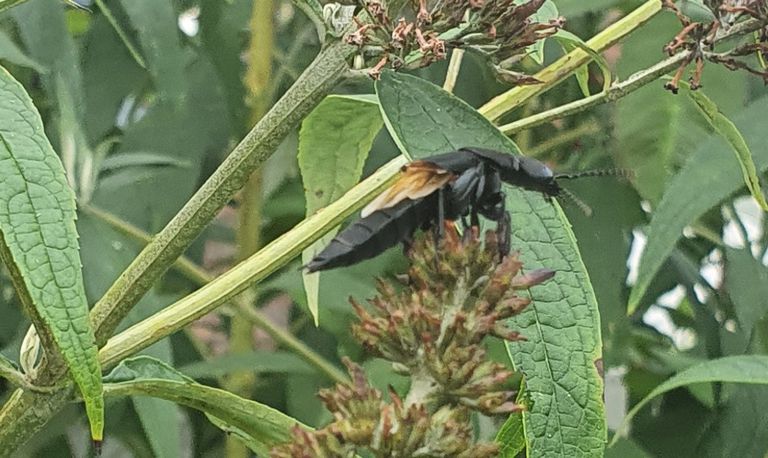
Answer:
[304,147,625,272]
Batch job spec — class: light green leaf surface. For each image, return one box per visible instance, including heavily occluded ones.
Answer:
[104,356,303,456]
[612,355,768,445]
[688,89,768,211]
[118,0,187,104]
[0,66,103,440]
[628,99,768,313]
[375,70,605,457]
[298,95,382,325]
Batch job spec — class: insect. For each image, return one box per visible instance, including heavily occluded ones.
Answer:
[304,147,627,273]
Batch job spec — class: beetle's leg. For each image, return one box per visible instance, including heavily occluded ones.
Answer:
[492,192,510,259]
[436,186,445,241]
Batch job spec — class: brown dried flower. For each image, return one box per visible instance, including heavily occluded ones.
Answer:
[661,0,768,93]
[346,0,564,80]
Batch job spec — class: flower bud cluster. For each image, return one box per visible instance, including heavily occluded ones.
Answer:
[346,0,563,80]
[271,227,554,457]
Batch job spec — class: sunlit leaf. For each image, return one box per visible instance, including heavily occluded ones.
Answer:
[298,95,382,325]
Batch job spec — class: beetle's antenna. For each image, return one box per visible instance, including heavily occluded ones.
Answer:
[559,188,593,217]
[555,168,634,181]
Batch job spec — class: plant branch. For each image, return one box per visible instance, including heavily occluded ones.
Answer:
[97,158,405,370]
[498,17,768,135]
[478,0,663,121]
[443,48,465,93]
[500,52,688,135]
[89,39,354,345]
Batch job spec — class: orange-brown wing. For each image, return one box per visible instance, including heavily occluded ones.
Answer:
[361,161,455,217]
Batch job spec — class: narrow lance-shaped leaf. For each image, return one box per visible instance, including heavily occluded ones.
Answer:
[104,356,305,456]
[611,355,768,445]
[687,88,768,211]
[118,0,187,105]
[299,94,383,325]
[628,99,768,313]
[375,70,606,457]
[0,66,103,440]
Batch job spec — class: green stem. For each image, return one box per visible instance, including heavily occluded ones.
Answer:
[499,17,768,136]
[500,52,688,135]
[442,49,465,93]
[89,39,353,345]
[0,0,27,14]
[479,0,663,121]
[92,0,147,69]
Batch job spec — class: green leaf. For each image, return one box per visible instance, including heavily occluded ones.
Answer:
[375,70,606,457]
[179,351,317,379]
[613,14,744,203]
[0,29,47,73]
[118,0,187,104]
[553,29,613,95]
[612,355,768,445]
[0,65,103,441]
[104,356,304,455]
[496,383,528,457]
[627,98,768,313]
[132,341,182,458]
[299,95,382,325]
[688,89,768,211]
[12,0,85,119]
[726,248,768,338]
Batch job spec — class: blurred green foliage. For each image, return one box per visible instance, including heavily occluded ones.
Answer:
[0,0,767,456]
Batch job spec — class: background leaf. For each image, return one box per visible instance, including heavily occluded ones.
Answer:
[614,355,768,443]
[688,89,768,211]
[628,97,768,313]
[104,356,304,456]
[298,95,382,325]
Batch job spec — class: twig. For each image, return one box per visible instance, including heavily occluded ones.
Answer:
[442,49,465,93]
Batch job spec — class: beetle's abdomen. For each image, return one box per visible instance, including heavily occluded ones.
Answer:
[305,196,437,273]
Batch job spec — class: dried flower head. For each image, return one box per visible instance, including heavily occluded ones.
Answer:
[346,0,563,80]
[271,226,554,457]
[661,0,768,93]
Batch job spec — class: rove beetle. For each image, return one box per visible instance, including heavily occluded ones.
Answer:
[305,147,628,273]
